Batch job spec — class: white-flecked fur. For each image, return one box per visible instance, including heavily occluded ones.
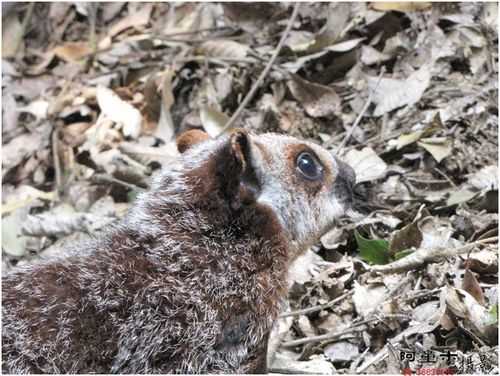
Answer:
[2,131,354,374]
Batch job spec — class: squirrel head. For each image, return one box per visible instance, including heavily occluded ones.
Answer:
[173,129,355,253]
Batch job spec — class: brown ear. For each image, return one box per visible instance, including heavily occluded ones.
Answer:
[217,129,259,210]
[176,129,211,153]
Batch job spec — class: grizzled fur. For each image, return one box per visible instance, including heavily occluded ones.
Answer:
[2,130,354,374]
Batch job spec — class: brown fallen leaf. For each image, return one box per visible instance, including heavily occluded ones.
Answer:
[53,42,92,63]
[156,69,176,142]
[389,220,422,255]
[445,286,497,344]
[222,2,281,33]
[370,2,432,12]
[462,268,486,306]
[287,74,341,118]
[108,3,152,38]
[62,122,92,147]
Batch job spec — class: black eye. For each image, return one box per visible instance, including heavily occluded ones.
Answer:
[296,152,323,180]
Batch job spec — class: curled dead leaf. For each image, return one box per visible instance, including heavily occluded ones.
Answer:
[200,105,229,137]
[287,74,341,118]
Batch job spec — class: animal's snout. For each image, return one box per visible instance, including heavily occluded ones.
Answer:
[334,158,356,206]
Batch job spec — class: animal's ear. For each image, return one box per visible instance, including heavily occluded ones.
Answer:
[176,129,210,153]
[217,129,259,210]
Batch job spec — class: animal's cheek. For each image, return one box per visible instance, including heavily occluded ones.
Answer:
[215,314,250,350]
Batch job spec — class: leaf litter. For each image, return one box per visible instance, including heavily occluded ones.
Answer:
[1,2,498,374]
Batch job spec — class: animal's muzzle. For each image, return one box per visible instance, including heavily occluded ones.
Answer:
[334,158,356,207]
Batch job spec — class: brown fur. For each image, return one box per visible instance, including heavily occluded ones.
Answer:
[2,130,354,374]
[176,129,211,153]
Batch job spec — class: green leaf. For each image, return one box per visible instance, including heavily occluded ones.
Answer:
[127,190,140,203]
[355,230,390,265]
[488,304,498,325]
[393,249,414,261]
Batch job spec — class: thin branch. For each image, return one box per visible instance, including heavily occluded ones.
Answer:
[371,236,498,274]
[51,127,62,201]
[281,318,376,348]
[155,26,236,39]
[279,291,352,318]
[334,66,386,154]
[91,174,145,192]
[221,3,301,133]
[280,315,408,348]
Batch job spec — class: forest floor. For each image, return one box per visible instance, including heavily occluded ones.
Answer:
[2,2,498,374]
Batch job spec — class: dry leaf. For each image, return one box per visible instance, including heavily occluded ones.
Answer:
[53,42,92,63]
[368,64,432,116]
[270,354,335,375]
[352,282,388,316]
[16,99,49,120]
[371,2,432,12]
[1,186,56,215]
[343,147,388,183]
[324,342,359,363]
[417,137,452,163]
[446,189,477,206]
[326,38,365,52]
[108,3,152,38]
[445,287,497,344]
[200,105,229,137]
[360,45,392,65]
[97,86,142,139]
[468,165,498,191]
[287,74,341,118]
[389,130,425,150]
[2,210,28,256]
[463,268,486,306]
[389,221,422,254]
[198,40,250,59]
[2,132,46,174]
[310,3,351,51]
[155,69,175,142]
[2,12,24,58]
[222,3,281,33]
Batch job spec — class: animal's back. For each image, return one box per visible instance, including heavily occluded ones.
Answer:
[2,129,354,373]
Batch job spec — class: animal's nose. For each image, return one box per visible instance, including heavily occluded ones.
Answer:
[334,158,356,205]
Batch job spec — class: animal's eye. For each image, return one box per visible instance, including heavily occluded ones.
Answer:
[296,152,323,181]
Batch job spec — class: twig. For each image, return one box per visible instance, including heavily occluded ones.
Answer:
[91,173,145,192]
[13,2,35,56]
[434,167,458,188]
[371,236,498,274]
[155,26,236,39]
[334,66,386,154]
[281,318,376,348]
[279,291,352,318]
[51,127,62,201]
[220,3,301,133]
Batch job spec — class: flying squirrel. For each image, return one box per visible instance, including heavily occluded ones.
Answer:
[2,128,355,373]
